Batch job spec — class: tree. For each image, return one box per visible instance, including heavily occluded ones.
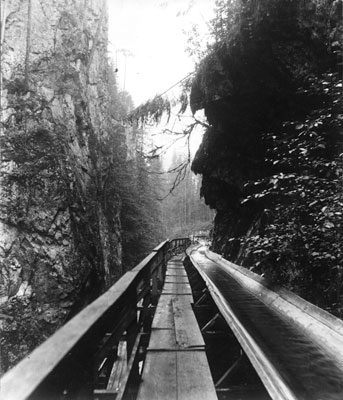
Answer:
[159,146,214,238]
[187,0,343,316]
[118,127,164,270]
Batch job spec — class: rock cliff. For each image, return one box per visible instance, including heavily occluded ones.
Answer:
[0,0,125,370]
[190,1,342,315]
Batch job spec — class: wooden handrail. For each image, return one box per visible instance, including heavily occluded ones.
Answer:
[0,237,191,400]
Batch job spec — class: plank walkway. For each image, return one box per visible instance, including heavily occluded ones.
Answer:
[137,255,218,400]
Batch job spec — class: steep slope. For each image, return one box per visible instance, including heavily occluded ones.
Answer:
[190,0,343,316]
[0,0,125,370]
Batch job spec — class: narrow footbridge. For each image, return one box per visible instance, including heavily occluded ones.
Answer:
[1,239,343,400]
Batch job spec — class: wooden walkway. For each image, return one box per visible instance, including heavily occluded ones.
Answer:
[137,255,218,400]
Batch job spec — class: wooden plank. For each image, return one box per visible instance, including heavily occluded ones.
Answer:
[138,351,217,400]
[166,270,186,275]
[137,352,177,400]
[94,389,117,399]
[172,297,205,349]
[148,328,176,350]
[160,293,193,303]
[167,272,189,281]
[107,341,127,391]
[167,262,184,267]
[150,299,205,351]
[165,276,190,284]
[167,269,185,273]
[162,282,193,295]
[116,333,142,400]
[167,267,185,271]
[166,269,188,276]
[177,351,218,400]
[137,258,217,400]
[151,295,174,329]
[167,260,184,266]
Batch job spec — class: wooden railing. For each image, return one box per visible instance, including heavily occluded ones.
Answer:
[0,238,191,400]
[192,234,210,242]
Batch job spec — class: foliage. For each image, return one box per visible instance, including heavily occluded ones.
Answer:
[106,61,134,120]
[0,90,69,226]
[189,0,343,316]
[210,0,342,49]
[0,298,51,371]
[239,71,343,315]
[0,29,164,370]
[118,129,164,270]
[190,0,342,115]
[160,149,214,238]
[128,95,171,126]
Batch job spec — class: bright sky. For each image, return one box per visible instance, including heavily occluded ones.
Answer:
[107,0,215,107]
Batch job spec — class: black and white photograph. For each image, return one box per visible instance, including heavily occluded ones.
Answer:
[0,1,342,399]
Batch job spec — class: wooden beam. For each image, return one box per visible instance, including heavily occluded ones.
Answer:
[107,341,127,392]
[215,354,243,387]
[116,333,142,400]
[194,290,209,306]
[201,313,220,332]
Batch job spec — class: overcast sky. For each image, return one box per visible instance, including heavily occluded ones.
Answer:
[107,0,214,106]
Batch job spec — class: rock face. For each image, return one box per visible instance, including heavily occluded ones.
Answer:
[190,2,342,314]
[0,0,125,369]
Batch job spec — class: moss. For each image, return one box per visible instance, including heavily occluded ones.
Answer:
[190,0,343,316]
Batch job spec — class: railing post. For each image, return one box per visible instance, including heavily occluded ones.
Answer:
[157,253,164,292]
[151,268,158,305]
[126,315,139,361]
[139,292,152,333]
[124,311,140,399]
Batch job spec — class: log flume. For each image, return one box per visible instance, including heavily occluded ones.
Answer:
[1,238,342,400]
[188,244,343,400]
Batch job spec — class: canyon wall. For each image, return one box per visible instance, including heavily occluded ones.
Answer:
[190,1,342,315]
[0,0,125,369]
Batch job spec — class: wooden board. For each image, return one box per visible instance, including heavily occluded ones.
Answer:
[169,255,184,262]
[162,282,193,296]
[137,351,177,400]
[107,341,127,391]
[149,298,204,351]
[165,276,190,284]
[148,328,176,350]
[172,297,205,349]
[151,295,174,329]
[176,351,218,400]
[166,269,188,276]
[167,266,185,271]
[137,261,217,400]
[167,262,184,268]
[138,351,217,400]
